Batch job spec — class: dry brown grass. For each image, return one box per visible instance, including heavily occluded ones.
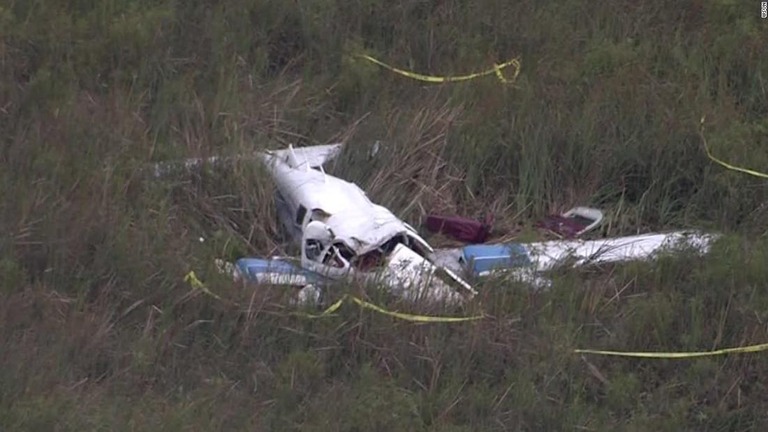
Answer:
[2,0,768,430]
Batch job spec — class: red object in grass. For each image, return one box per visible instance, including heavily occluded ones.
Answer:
[535,215,591,238]
[425,214,493,243]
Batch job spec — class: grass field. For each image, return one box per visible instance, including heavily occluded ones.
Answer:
[2,0,768,430]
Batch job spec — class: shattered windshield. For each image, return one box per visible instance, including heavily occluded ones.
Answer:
[348,233,429,272]
[322,243,350,268]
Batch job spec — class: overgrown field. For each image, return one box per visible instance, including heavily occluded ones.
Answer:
[2,0,768,430]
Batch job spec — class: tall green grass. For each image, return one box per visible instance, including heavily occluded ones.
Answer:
[2,0,768,429]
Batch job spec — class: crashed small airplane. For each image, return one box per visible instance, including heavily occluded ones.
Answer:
[224,144,477,305]
[159,143,719,306]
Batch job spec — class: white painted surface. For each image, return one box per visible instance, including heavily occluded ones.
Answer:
[525,231,717,271]
[382,244,466,304]
[432,231,718,278]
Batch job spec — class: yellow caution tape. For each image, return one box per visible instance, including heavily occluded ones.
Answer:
[349,295,483,322]
[296,294,484,323]
[183,272,482,323]
[700,115,768,179]
[183,271,222,300]
[295,297,346,319]
[575,342,768,358]
[356,54,521,85]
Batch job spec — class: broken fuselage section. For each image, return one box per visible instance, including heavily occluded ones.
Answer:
[251,144,476,304]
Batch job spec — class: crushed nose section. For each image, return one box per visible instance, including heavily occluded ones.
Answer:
[383,244,473,304]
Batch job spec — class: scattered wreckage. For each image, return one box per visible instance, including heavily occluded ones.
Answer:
[427,207,716,287]
[212,143,477,305]
[153,143,719,306]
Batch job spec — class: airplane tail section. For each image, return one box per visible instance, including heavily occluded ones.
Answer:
[264,143,343,170]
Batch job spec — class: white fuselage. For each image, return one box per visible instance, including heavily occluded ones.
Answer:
[263,151,424,251]
[260,145,475,303]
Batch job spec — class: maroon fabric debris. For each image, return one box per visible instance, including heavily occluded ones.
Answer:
[425,214,493,243]
[535,215,591,238]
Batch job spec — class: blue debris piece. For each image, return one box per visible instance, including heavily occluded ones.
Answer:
[235,257,329,285]
[460,243,533,276]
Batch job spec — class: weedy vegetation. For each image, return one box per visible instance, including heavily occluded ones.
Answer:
[2,0,768,430]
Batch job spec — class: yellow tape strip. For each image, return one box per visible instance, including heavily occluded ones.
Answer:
[575,343,768,358]
[294,297,345,319]
[183,272,482,323]
[183,271,222,300]
[296,294,484,323]
[348,295,484,322]
[700,116,768,179]
[356,54,521,84]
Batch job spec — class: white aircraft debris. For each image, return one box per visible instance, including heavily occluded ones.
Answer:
[215,143,475,305]
[155,143,720,306]
[431,230,718,288]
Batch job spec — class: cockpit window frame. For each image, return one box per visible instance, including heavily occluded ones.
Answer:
[295,205,307,226]
[322,245,350,269]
